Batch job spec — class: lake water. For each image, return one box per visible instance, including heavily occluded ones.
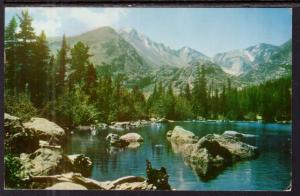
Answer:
[65,121,291,191]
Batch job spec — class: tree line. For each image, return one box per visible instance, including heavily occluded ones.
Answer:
[4,10,291,127]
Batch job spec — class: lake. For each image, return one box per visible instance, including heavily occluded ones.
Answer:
[65,121,291,191]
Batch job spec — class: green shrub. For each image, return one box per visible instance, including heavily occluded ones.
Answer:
[55,87,99,126]
[4,90,38,121]
[4,154,26,188]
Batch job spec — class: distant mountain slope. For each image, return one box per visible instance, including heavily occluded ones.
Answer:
[213,43,279,76]
[118,27,210,67]
[48,26,291,91]
[238,39,292,84]
[49,27,151,75]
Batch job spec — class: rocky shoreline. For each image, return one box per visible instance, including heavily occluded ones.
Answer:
[4,113,170,190]
[5,113,264,189]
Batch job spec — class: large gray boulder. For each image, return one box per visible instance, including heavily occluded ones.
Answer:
[106,133,129,148]
[106,133,143,148]
[23,118,65,144]
[167,126,259,180]
[19,148,67,176]
[119,133,143,143]
[167,126,199,145]
[4,113,38,154]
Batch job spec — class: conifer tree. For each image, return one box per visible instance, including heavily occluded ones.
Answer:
[69,41,92,87]
[16,9,36,92]
[5,16,18,91]
[56,34,68,96]
[31,30,50,107]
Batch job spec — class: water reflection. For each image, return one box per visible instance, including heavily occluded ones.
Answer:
[65,121,291,190]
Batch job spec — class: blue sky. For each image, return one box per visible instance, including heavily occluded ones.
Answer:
[5,7,291,56]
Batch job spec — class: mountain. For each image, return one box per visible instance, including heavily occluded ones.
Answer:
[238,40,292,84]
[213,43,279,76]
[49,27,151,75]
[118,27,210,67]
[48,26,291,91]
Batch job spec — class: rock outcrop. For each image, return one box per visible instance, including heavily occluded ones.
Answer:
[19,148,67,177]
[167,126,259,180]
[35,172,157,190]
[106,133,144,148]
[106,133,129,147]
[23,117,65,145]
[67,154,93,177]
[4,113,38,154]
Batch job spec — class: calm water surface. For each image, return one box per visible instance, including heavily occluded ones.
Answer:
[65,121,291,190]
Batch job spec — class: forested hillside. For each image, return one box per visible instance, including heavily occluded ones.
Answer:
[4,10,292,127]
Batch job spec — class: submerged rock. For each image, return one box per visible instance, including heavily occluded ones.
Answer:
[167,126,259,180]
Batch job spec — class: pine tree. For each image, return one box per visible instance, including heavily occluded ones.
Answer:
[85,63,97,101]
[5,16,18,92]
[165,83,175,119]
[56,34,68,96]
[192,65,208,119]
[16,9,36,92]
[184,83,191,101]
[69,41,92,88]
[31,30,50,107]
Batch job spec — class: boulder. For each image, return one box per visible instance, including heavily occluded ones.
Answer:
[197,134,259,161]
[4,113,39,154]
[106,133,143,148]
[223,130,256,138]
[34,172,156,190]
[167,126,199,145]
[23,118,65,145]
[167,126,259,180]
[105,133,129,148]
[67,154,93,177]
[19,148,68,176]
[119,133,144,143]
[46,182,88,190]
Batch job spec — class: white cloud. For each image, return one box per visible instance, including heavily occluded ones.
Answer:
[31,8,62,37]
[67,8,127,31]
[6,7,128,37]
